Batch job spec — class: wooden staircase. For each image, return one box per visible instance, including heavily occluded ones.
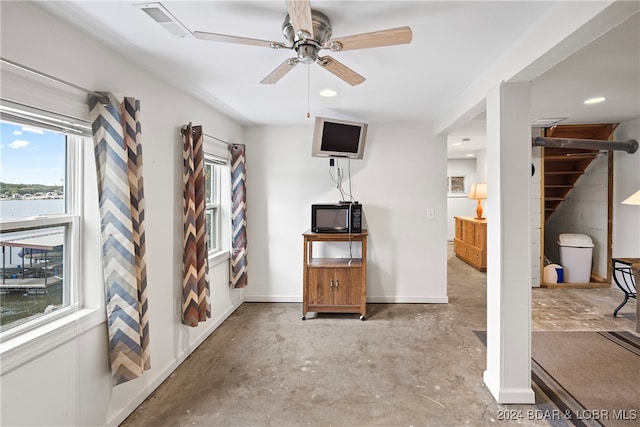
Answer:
[542,124,617,222]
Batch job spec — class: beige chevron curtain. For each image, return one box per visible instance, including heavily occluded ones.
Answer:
[181,124,211,326]
[89,93,150,385]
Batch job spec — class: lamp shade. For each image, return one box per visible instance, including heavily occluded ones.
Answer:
[621,190,640,205]
[468,183,487,200]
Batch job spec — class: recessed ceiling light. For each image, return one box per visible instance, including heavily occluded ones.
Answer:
[319,89,338,97]
[451,142,462,146]
[465,154,474,157]
[584,96,606,105]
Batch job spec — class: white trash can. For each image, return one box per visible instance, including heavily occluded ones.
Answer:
[558,233,594,283]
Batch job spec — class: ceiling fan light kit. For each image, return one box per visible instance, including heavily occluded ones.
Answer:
[193,0,412,86]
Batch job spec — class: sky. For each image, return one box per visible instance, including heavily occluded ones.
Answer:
[0,121,66,187]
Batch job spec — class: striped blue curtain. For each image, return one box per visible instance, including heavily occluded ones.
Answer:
[230,144,247,288]
[89,93,150,385]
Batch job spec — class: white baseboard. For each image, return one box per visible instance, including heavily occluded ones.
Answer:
[483,370,535,404]
[367,295,449,303]
[243,295,301,303]
[243,295,449,304]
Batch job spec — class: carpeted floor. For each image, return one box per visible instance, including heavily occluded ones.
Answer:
[531,331,640,427]
[474,330,640,427]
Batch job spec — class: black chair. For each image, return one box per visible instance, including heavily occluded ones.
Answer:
[612,259,637,317]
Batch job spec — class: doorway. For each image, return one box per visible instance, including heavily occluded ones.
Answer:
[539,124,617,288]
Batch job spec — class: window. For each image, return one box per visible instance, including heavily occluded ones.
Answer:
[0,120,81,336]
[202,135,231,264]
[204,157,221,254]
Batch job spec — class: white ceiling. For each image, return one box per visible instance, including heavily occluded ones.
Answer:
[37,1,639,158]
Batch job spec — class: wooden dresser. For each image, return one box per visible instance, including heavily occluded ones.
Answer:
[454,216,487,271]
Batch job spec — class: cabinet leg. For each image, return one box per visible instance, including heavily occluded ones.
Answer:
[301,315,306,321]
[360,315,365,321]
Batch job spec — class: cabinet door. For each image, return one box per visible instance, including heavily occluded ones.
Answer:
[332,268,362,306]
[308,268,334,305]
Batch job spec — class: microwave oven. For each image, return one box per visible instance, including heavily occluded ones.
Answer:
[311,203,362,233]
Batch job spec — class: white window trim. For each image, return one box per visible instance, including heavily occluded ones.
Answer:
[0,307,104,375]
[205,157,222,254]
[0,130,104,374]
[203,146,231,267]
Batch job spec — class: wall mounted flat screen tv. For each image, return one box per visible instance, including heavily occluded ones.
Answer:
[311,116,368,159]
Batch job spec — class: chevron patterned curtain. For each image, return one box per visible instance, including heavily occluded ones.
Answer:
[181,124,211,326]
[230,144,248,288]
[88,94,150,385]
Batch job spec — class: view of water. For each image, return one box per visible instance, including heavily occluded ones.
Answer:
[0,198,65,217]
[1,199,67,331]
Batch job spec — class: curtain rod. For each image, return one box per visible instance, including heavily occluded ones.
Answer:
[204,132,232,147]
[180,125,232,147]
[1,57,109,105]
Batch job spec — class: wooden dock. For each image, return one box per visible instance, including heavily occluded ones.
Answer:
[0,276,62,295]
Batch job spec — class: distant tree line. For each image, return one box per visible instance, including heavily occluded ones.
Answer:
[0,182,63,196]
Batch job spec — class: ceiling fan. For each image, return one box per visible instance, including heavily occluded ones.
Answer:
[193,0,412,86]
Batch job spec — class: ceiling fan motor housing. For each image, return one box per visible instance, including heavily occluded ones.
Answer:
[282,10,332,43]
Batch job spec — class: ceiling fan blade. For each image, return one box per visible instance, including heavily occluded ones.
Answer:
[285,0,314,39]
[323,26,412,52]
[316,56,365,86]
[260,58,299,84]
[194,31,288,49]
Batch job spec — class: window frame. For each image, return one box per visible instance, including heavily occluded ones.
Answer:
[0,127,103,375]
[0,130,83,341]
[201,135,231,267]
[204,156,222,255]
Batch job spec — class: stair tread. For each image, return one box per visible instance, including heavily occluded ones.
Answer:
[545,171,583,175]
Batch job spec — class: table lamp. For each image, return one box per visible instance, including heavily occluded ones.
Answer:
[468,183,487,219]
[621,189,640,205]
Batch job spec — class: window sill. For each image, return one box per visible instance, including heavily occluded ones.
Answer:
[0,307,105,375]
[209,250,230,267]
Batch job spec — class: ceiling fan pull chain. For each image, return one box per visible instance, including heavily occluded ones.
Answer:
[307,64,311,119]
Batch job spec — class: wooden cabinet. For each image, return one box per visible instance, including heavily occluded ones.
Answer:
[302,230,367,320]
[454,216,487,271]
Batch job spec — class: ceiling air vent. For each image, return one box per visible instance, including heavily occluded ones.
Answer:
[137,3,191,38]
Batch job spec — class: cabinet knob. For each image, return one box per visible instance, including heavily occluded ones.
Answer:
[330,279,334,288]
[336,279,339,289]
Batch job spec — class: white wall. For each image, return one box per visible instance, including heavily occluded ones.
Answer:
[613,118,640,257]
[446,159,477,240]
[243,122,448,303]
[531,145,543,287]
[0,3,243,426]
[476,148,488,182]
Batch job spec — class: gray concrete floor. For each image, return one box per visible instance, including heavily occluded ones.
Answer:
[121,244,637,426]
